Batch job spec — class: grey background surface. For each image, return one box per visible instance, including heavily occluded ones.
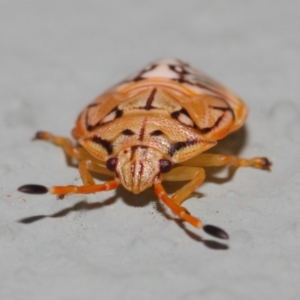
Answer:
[1,1,300,299]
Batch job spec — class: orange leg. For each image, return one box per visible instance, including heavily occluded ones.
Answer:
[31,131,116,194]
[162,166,206,205]
[19,180,119,196]
[33,131,101,164]
[153,182,228,239]
[154,182,202,228]
[34,131,113,178]
[79,160,114,185]
[182,153,271,170]
[49,180,119,195]
[78,160,95,185]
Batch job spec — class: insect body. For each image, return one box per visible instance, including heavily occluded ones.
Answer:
[19,59,271,239]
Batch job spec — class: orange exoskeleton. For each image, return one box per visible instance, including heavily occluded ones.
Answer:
[19,59,271,240]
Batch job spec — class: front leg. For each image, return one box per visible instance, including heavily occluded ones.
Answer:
[29,131,116,193]
[154,181,228,239]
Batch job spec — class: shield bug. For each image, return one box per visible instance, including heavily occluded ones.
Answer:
[18,59,271,239]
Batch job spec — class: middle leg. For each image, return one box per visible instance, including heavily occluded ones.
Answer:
[162,166,206,205]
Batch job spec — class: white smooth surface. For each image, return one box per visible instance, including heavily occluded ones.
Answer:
[1,1,300,299]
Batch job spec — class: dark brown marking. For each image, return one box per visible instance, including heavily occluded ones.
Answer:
[87,103,99,108]
[130,145,148,161]
[130,145,139,161]
[169,64,190,75]
[173,78,186,84]
[132,76,145,82]
[130,161,145,183]
[138,161,144,178]
[169,64,190,82]
[151,130,163,136]
[85,103,100,131]
[170,110,180,119]
[172,77,232,104]
[144,88,157,110]
[199,115,223,134]
[199,104,235,134]
[199,127,212,134]
[132,64,157,82]
[211,105,235,120]
[211,106,230,112]
[114,108,123,118]
[86,106,123,131]
[92,136,113,155]
[85,111,93,131]
[138,127,145,141]
[103,106,123,121]
[171,108,195,127]
[168,139,197,156]
[122,129,134,136]
[143,64,157,72]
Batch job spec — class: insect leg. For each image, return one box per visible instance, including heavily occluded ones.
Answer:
[49,180,119,195]
[33,131,90,160]
[181,153,272,170]
[154,182,202,228]
[50,161,115,194]
[79,160,114,185]
[78,160,95,185]
[154,182,228,239]
[19,158,115,195]
[162,166,206,205]
[21,131,118,196]
[19,180,119,196]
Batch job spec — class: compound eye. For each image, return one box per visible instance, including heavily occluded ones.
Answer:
[106,157,118,172]
[159,159,172,173]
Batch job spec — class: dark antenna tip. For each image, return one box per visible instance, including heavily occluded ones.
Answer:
[203,224,229,240]
[262,157,272,171]
[18,184,48,194]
